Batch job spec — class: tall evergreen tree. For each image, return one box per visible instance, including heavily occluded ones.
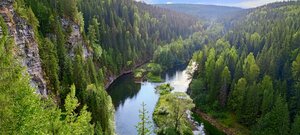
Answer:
[260,75,274,116]
[136,102,152,135]
[253,96,290,135]
[291,114,300,135]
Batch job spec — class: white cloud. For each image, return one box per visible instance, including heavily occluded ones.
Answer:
[231,0,283,8]
[166,2,173,4]
[196,0,286,8]
[134,0,153,4]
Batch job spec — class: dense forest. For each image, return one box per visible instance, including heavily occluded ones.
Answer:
[0,0,201,134]
[157,4,243,21]
[189,2,300,134]
[1,0,300,135]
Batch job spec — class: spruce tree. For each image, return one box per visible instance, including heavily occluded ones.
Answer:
[136,102,152,135]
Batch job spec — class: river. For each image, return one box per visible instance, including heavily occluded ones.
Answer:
[108,62,204,135]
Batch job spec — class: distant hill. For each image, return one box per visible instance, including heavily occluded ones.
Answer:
[156,4,244,20]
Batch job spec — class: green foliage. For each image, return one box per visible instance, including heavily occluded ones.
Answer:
[84,84,115,135]
[10,0,117,134]
[260,75,274,116]
[156,4,242,20]
[292,54,300,113]
[63,85,94,135]
[228,78,247,112]
[136,102,152,135]
[153,92,195,134]
[147,63,162,76]
[189,2,300,134]
[8,0,300,134]
[291,114,300,135]
[146,72,163,83]
[88,18,102,61]
[253,96,290,135]
[154,33,205,69]
[155,83,174,95]
[40,38,60,95]
[134,63,163,82]
[78,0,202,79]
[191,114,225,135]
[242,53,260,84]
[59,0,79,21]
[0,17,93,133]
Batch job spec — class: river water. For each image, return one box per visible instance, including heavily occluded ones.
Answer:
[108,62,204,135]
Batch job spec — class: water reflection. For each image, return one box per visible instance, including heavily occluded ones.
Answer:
[107,62,201,135]
[108,74,141,110]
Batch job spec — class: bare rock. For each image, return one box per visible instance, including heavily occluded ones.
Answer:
[0,1,47,97]
[61,18,92,59]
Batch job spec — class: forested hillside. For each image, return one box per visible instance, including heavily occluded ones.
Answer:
[157,4,243,21]
[0,0,202,134]
[0,13,94,134]
[1,0,300,134]
[78,0,202,80]
[189,1,300,134]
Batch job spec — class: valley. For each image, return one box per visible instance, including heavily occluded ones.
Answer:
[1,0,300,135]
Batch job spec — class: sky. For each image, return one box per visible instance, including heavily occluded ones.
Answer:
[134,0,283,8]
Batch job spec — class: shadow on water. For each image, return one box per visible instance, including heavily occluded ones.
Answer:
[107,63,221,135]
[107,74,141,110]
[106,65,190,135]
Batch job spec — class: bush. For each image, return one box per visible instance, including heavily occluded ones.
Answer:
[155,83,174,95]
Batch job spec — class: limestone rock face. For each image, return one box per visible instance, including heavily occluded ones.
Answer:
[0,0,47,96]
[61,18,91,59]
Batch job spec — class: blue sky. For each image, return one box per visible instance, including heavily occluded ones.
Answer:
[135,0,282,8]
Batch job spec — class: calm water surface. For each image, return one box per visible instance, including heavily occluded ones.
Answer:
[108,63,201,135]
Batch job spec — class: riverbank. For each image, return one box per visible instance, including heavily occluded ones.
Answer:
[108,62,197,135]
[193,109,250,135]
[104,60,150,89]
[194,109,235,135]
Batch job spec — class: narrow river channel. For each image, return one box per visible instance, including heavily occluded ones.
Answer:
[108,63,204,135]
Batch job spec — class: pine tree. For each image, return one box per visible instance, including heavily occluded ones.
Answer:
[228,78,247,112]
[260,75,274,116]
[291,114,300,135]
[40,38,60,95]
[219,66,231,107]
[253,96,290,135]
[243,53,260,84]
[63,85,94,135]
[136,102,152,135]
[292,54,300,112]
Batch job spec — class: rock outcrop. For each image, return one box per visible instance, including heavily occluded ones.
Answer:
[0,0,47,96]
[61,19,91,59]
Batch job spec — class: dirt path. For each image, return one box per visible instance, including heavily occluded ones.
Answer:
[194,109,238,135]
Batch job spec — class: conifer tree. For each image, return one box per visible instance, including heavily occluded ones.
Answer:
[136,102,152,135]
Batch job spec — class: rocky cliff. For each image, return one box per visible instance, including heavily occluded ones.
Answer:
[0,0,92,97]
[61,18,91,59]
[0,0,47,96]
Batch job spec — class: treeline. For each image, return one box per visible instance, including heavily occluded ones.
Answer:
[9,0,116,134]
[78,0,202,76]
[0,16,94,134]
[1,0,201,134]
[153,32,206,69]
[190,2,300,134]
